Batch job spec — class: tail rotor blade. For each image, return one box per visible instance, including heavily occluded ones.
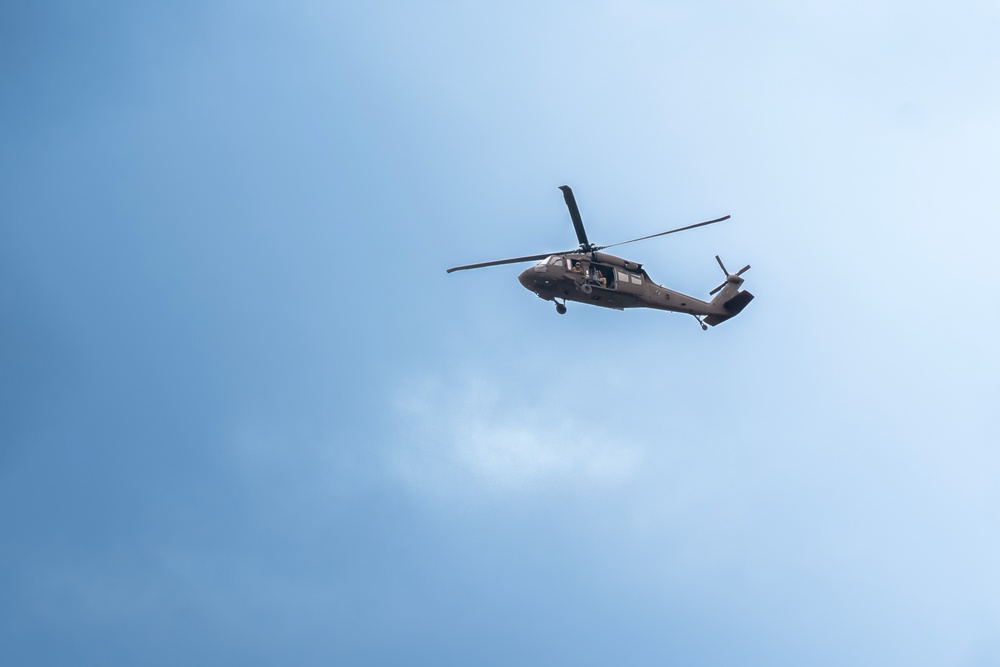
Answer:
[559,185,590,249]
[709,261,750,295]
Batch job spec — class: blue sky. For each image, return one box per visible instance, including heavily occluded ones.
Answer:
[2,1,999,665]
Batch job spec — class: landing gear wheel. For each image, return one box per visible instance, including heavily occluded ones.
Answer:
[555,302,567,315]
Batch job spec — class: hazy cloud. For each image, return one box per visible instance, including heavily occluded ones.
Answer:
[391,376,642,498]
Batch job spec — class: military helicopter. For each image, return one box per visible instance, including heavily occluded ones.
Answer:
[447,186,754,329]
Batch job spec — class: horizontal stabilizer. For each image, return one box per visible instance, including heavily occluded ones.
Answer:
[703,291,754,326]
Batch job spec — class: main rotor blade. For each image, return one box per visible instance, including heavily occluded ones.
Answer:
[446,251,571,273]
[558,185,590,249]
[600,215,731,250]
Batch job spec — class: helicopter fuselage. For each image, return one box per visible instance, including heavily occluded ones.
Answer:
[517,251,747,322]
[447,185,754,328]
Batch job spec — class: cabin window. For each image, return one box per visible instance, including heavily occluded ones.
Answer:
[630,274,642,285]
[617,270,628,282]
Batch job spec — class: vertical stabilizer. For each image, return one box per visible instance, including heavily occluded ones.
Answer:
[704,255,753,326]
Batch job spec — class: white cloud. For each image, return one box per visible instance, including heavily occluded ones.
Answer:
[390,376,642,499]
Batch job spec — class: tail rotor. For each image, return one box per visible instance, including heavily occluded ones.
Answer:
[709,255,750,296]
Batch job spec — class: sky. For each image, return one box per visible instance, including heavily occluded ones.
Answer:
[2,1,1000,665]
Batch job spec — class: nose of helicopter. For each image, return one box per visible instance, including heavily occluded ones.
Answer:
[517,266,537,289]
[517,267,534,287]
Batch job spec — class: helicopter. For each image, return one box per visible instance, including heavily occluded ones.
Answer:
[446,186,754,330]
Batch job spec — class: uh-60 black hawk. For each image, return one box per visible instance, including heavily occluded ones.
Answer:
[447,186,754,330]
